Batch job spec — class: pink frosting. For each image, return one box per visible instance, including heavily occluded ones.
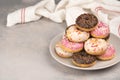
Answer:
[61,36,83,50]
[99,44,115,58]
[91,21,110,37]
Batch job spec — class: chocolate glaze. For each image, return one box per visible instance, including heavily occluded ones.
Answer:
[76,13,98,29]
[72,50,96,64]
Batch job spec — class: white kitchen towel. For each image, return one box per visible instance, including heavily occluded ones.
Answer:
[65,7,87,26]
[7,0,55,27]
[109,16,120,38]
[6,0,120,38]
[102,0,120,7]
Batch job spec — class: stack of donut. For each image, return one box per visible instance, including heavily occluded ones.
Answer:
[55,13,116,68]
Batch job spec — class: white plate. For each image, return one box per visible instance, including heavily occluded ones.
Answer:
[49,33,120,70]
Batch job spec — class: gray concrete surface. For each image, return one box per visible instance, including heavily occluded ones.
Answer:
[0,0,120,80]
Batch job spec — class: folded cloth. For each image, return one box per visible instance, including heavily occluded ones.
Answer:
[7,0,54,27]
[66,7,87,26]
[102,0,120,7]
[109,16,120,39]
[7,6,40,27]
[6,0,120,39]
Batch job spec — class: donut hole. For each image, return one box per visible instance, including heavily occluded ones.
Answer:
[85,17,89,20]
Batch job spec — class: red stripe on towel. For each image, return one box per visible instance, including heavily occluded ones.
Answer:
[21,8,25,24]
[95,7,103,12]
[118,25,120,36]
[23,8,25,23]
[21,9,23,24]
[95,6,120,13]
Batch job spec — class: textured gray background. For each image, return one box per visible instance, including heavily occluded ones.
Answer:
[0,0,120,80]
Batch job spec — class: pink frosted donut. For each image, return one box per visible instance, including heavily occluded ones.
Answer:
[97,44,116,60]
[59,36,84,53]
[84,38,108,55]
[66,24,90,42]
[91,21,110,38]
[55,43,73,58]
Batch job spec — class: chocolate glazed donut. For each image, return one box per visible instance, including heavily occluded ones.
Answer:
[76,13,98,31]
[72,50,96,67]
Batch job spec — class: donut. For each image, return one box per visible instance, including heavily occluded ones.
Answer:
[65,24,90,42]
[97,44,116,60]
[76,13,98,32]
[55,43,73,58]
[103,33,110,41]
[59,36,84,53]
[90,33,110,41]
[84,38,108,55]
[72,50,96,67]
[91,21,110,38]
